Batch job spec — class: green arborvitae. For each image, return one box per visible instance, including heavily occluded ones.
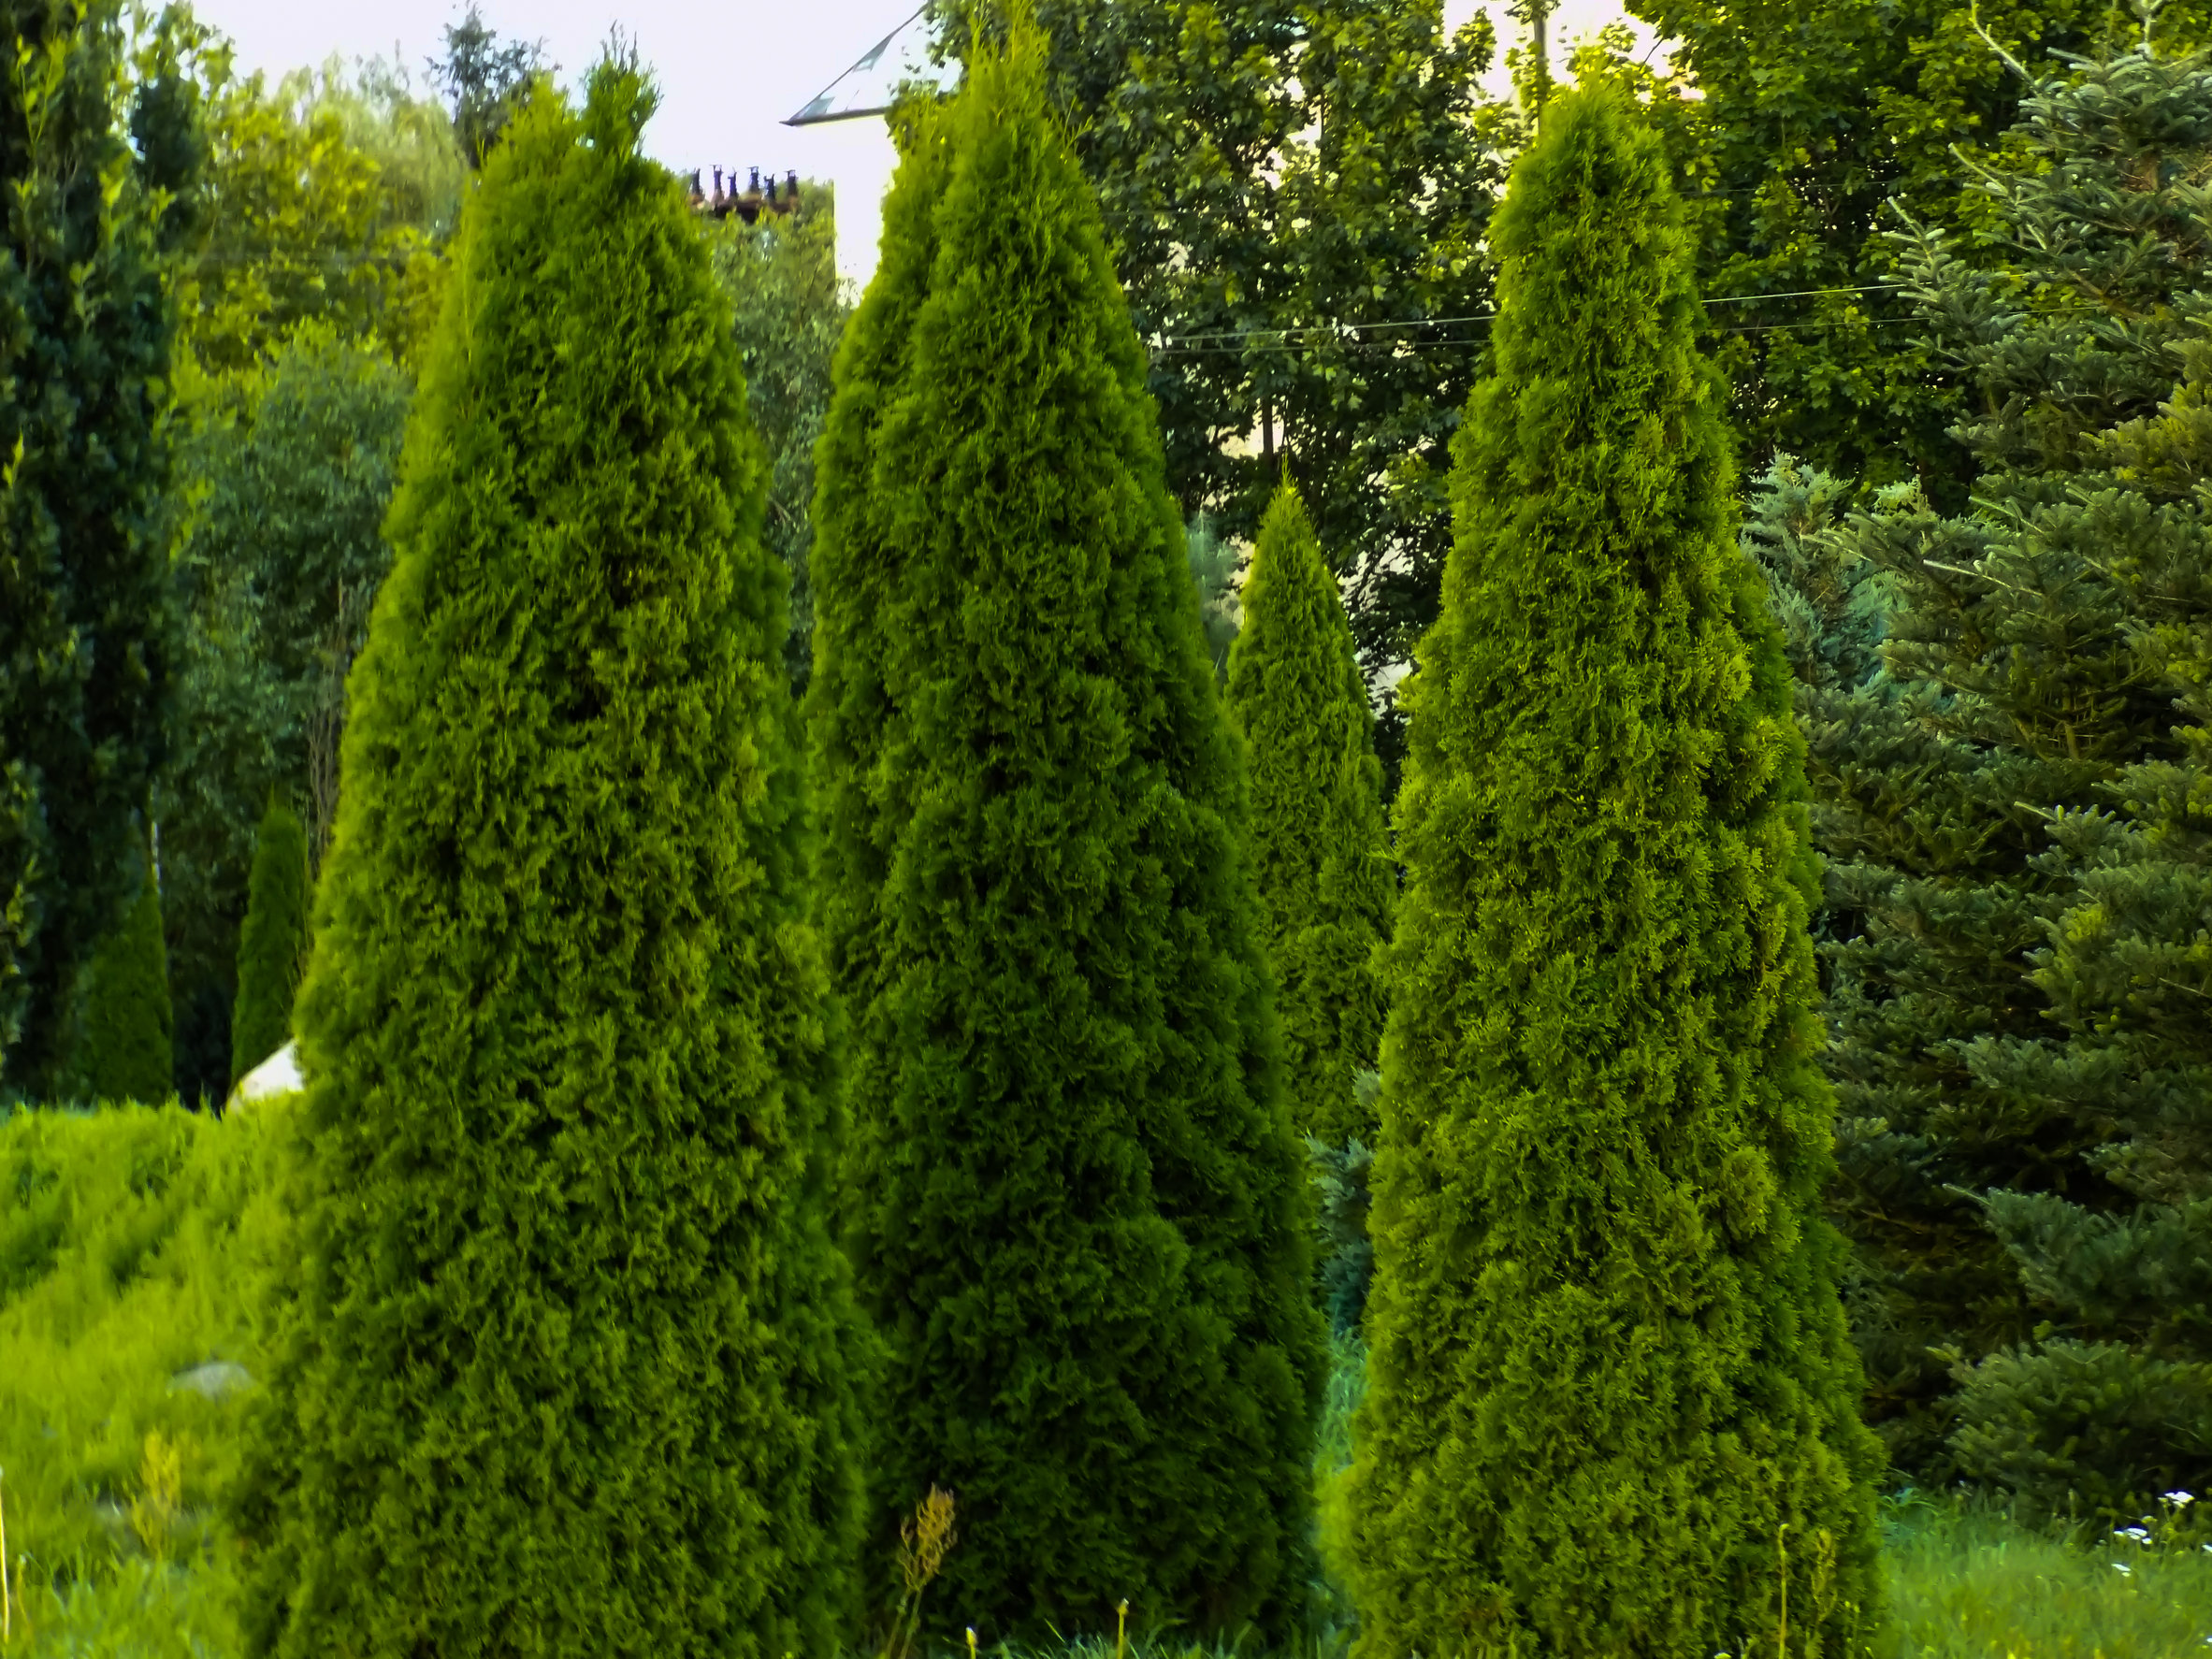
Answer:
[1813,36,2212,1481]
[808,39,1323,1645]
[1341,85,1883,1658]
[1226,482,1392,1144]
[232,61,866,1659]
[0,0,198,1093]
[229,796,310,1086]
[80,852,174,1104]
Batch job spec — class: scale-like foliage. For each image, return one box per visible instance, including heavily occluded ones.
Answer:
[80,857,173,1104]
[810,39,1323,1645]
[233,61,865,1659]
[229,796,309,1087]
[1343,86,1883,1657]
[1226,483,1391,1143]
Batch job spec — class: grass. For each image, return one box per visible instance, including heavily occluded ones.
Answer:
[1870,1484,2212,1658]
[11,1494,2212,1658]
[10,1455,2209,1657]
[6,1103,2210,1655]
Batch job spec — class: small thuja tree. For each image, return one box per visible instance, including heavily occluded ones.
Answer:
[1342,84,1884,1657]
[232,59,866,1659]
[1226,482,1392,1144]
[80,850,173,1104]
[229,795,310,1086]
[809,35,1323,1646]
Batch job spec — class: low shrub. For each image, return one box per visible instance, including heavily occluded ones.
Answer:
[1946,1337,2212,1532]
[0,1097,298,1574]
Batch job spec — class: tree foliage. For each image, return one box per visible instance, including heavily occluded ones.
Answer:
[0,0,200,1094]
[1342,85,1882,1658]
[233,60,865,1658]
[1626,0,2212,496]
[181,50,458,375]
[705,185,846,689]
[427,3,547,170]
[1225,482,1391,1144]
[937,0,1513,786]
[80,853,174,1105]
[810,36,1322,1642]
[162,332,409,1106]
[1942,245,2212,1525]
[1813,34,2212,1479]
[229,794,308,1087]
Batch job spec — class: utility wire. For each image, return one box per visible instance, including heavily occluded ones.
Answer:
[1148,296,2113,358]
[1149,281,1916,350]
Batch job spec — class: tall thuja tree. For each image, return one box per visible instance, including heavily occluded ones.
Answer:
[229,794,309,1086]
[232,61,866,1659]
[80,852,173,1104]
[1225,482,1391,1144]
[810,39,1323,1644]
[0,0,201,1092]
[1342,86,1883,1658]
[936,0,1511,791]
[1814,35,2212,1479]
[1939,323,2212,1522]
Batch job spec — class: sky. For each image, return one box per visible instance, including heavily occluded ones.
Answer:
[194,0,1653,288]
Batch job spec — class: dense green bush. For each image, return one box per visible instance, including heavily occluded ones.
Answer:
[1226,483,1392,1145]
[1945,1336,2212,1526]
[808,33,1323,1646]
[80,860,176,1106]
[228,799,309,1088]
[231,60,866,1659]
[1341,84,1883,1657]
[0,1100,294,1573]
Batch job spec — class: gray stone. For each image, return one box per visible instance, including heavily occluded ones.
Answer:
[167,1361,253,1401]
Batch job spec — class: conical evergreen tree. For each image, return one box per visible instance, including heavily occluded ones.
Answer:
[230,795,311,1087]
[1226,483,1392,1144]
[232,60,866,1659]
[80,850,173,1104]
[1342,85,1883,1657]
[1812,35,2212,1480]
[1941,294,2212,1524]
[808,39,1323,1644]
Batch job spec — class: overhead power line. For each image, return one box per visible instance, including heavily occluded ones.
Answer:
[1148,281,1916,352]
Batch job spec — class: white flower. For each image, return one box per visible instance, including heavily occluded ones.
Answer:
[2168,1491,2197,1507]
[2116,1526,2152,1543]
[2113,1561,2134,1575]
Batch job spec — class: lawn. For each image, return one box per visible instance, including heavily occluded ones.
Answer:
[6,1103,2209,1656]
